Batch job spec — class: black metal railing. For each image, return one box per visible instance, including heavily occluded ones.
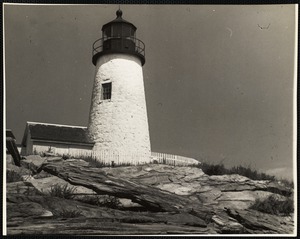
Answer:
[92,36,145,58]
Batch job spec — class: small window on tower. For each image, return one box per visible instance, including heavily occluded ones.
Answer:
[102,82,112,100]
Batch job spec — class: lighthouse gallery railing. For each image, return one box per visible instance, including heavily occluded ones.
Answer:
[92,36,145,58]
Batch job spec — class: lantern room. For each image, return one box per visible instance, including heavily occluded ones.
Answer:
[92,10,145,66]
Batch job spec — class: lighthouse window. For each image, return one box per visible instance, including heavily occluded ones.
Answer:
[103,27,111,38]
[112,23,122,37]
[122,25,131,37]
[102,83,112,100]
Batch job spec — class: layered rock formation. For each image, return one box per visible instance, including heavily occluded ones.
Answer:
[5,155,294,235]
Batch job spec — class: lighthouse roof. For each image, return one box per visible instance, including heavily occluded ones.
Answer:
[102,10,137,31]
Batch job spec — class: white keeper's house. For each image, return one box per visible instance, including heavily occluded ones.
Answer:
[21,122,94,156]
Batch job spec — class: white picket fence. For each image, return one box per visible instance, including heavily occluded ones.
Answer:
[54,148,200,167]
[56,149,152,166]
[151,152,200,166]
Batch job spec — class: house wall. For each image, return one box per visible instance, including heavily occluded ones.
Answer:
[20,147,26,156]
[32,142,93,156]
[87,54,151,160]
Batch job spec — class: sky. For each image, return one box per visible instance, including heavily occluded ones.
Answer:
[4,4,296,180]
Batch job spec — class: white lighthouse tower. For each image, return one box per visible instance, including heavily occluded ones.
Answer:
[88,10,151,163]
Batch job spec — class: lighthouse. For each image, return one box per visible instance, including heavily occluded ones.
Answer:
[88,10,151,163]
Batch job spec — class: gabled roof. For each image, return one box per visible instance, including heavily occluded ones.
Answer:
[6,129,16,140]
[6,135,21,166]
[21,122,94,146]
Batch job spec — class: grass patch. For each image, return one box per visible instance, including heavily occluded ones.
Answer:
[6,170,23,183]
[198,162,276,181]
[57,208,82,218]
[78,156,107,168]
[96,195,121,209]
[81,195,121,209]
[49,184,76,199]
[58,153,146,168]
[119,216,157,224]
[279,178,294,189]
[229,165,276,181]
[79,156,132,168]
[62,154,71,160]
[250,195,294,216]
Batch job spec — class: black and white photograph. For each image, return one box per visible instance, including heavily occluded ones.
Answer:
[3,2,297,235]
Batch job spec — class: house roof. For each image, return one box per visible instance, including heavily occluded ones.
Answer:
[6,129,16,140]
[21,122,94,146]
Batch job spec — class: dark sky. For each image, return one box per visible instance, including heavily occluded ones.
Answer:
[4,4,296,180]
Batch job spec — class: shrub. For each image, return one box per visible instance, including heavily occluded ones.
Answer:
[62,154,71,160]
[49,184,76,199]
[250,195,294,216]
[228,165,275,181]
[6,170,23,183]
[57,208,82,218]
[80,156,106,168]
[24,185,42,196]
[113,162,131,167]
[98,195,121,209]
[198,162,276,181]
[81,195,121,209]
[200,162,228,176]
[279,178,294,188]
[80,195,100,205]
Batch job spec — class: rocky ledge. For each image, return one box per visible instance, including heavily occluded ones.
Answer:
[6,155,294,235]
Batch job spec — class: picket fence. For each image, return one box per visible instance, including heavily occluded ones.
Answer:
[57,149,151,166]
[55,149,200,167]
[151,152,200,166]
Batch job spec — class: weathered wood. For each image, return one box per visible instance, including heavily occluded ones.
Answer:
[37,160,214,221]
[6,138,21,166]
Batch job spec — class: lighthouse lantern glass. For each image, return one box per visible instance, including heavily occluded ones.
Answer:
[103,27,111,38]
[111,23,122,37]
[102,23,135,39]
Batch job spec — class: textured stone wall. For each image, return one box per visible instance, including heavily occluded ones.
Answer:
[88,53,151,158]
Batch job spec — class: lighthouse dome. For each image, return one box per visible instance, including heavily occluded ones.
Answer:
[92,10,145,66]
[101,10,137,32]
